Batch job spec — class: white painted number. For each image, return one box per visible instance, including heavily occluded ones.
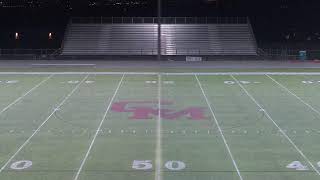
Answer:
[302,81,314,84]
[132,160,185,171]
[6,80,19,84]
[146,81,175,84]
[163,81,175,84]
[146,81,157,84]
[10,160,33,170]
[224,81,235,85]
[0,80,20,84]
[240,81,250,84]
[68,81,79,84]
[286,161,309,171]
[165,161,186,171]
[132,160,153,170]
[85,81,95,84]
[302,80,320,84]
[224,81,261,85]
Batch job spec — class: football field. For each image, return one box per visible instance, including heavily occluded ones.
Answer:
[1,71,320,180]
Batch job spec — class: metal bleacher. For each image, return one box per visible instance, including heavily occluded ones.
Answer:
[61,17,257,56]
[63,24,157,55]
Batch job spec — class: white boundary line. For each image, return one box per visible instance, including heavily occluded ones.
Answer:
[73,74,125,180]
[0,72,157,75]
[0,74,54,115]
[0,74,89,173]
[155,73,162,180]
[195,75,243,180]
[166,72,320,76]
[32,64,96,66]
[230,75,320,176]
[267,74,320,117]
[1,72,320,75]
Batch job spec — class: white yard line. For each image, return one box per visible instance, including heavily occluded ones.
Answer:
[0,74,89,174]
[2,72,320,75]
[73,74,125,180]
[155,73,163,180]
[166,72,320,76]
[0,74,54,115]
[195,75,243,180]
[32,64,96,66]
[0,72,158,75]
[230,75,320,176]
[267,74,320,117]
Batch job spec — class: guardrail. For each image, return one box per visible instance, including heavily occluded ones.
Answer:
[260,48,320,60]
[0,49,58,57]
[71,17,248,24]
[62,48,255,56]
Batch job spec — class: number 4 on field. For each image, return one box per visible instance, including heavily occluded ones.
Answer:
[286,161,309,171]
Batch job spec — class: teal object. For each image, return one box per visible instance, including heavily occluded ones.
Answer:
[299,50,307,60]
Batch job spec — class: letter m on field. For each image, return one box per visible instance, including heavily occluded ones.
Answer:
[161,107,207,120]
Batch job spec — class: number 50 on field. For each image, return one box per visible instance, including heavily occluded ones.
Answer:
[132,160,186,171]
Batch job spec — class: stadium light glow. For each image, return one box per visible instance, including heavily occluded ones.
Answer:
[15,32,19,40]
[49,32,53,40]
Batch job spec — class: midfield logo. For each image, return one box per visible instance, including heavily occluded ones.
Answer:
[111,101,207,120]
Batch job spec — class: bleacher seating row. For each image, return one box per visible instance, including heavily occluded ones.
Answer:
[62,23,257,56]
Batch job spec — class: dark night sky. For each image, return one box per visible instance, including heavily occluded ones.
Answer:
[0,0,318,28]
[0,0,318,16]
[69,0,319,17]
[0,0,319,30]
[0,0,319,49]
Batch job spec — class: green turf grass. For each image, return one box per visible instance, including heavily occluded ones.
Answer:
[0,72,319,180]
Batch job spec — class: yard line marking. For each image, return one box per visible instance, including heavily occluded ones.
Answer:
[0,74,89,174]
[230,75,320,176]
[267,75,320,117]
[166,72,320,76]
[155,73,163,180]
[195,75,243,180]
[32,64,96,66]
[3,72,320,75]
[73,74,125,180]
[0,72,157,75]
[0,74,54,115]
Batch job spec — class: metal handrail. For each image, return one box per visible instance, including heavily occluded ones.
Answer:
[61,48,256,56]
[60,19,72,50]
[247,17,258,52]
[70,17,248,24]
